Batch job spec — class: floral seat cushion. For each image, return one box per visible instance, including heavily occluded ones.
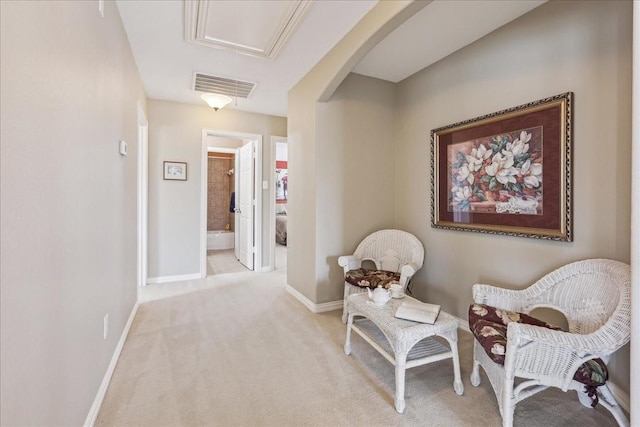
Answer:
[345,268,400,289]
[468,303,608,406]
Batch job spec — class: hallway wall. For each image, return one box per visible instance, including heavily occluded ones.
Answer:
[147,99,286,278]
[0,1,146,425]
[394,0,631,392]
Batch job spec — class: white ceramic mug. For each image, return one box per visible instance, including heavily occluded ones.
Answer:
[389,283,404,298]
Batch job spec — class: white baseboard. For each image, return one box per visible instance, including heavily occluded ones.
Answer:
[146,273,201,284]
[84,302,139,427]
[285,285,343,313]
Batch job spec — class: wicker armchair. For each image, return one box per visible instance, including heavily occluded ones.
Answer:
[338,229,424,323]
[469,259,630,427]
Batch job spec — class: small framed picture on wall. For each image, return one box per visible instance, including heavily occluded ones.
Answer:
[163,161,187,181]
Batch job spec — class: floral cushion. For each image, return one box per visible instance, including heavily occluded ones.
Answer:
[468,303,608,407]
[345,268,400,289]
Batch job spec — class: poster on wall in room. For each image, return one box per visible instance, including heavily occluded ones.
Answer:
[275,160,288,204]
[163,161,187,181]
[431,92,573,241]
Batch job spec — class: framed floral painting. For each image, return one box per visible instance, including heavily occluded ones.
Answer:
[431,92,573,241]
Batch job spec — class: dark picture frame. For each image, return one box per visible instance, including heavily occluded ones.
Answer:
[431,92,573,241]
[163,161,188,181]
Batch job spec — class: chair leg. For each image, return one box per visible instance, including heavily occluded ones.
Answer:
[574,383,629,427]
[470,343,481,387]
[501,376,516,427]
[342,301,348,323]
[576,386,593,408]
[470,359,481,387]
[597,385,630,427]
[341,283,349,323]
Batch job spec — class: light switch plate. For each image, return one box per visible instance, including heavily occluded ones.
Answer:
[119,140,127,156]
[262,180,268,189]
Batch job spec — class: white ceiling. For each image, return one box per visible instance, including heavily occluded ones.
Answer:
[117,0,545,118]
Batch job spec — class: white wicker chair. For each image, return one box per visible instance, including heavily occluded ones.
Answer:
[338,229,424,323]
[470,259,631,427]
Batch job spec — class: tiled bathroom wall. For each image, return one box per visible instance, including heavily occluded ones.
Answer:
[207,156,235,231]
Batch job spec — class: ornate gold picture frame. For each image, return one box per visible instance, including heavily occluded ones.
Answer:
[431,92,573,241]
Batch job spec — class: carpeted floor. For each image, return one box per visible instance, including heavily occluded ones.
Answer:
[96,267,621,426]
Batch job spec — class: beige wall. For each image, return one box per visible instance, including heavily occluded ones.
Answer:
[316,73,398,301]
[394,0,631,391]
[288,0,632,397]
[287,0,427,302]
[0,1,146,425]
[295,0,635,401]
[147,100,287,277]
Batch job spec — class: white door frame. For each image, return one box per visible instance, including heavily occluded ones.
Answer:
[136,101,148,293]
[200,129,263,277]
[269,136,287,271]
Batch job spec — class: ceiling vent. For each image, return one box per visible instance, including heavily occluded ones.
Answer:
[193,73,256,99]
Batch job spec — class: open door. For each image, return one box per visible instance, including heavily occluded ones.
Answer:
[201,129,262,277]
[235,141,254,270]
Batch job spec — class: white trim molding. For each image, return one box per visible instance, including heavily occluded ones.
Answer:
[146,273,202,284]
[285,285,343,313]
[84,303,139,427]
[268,136,287,272]
[184,0,312,59]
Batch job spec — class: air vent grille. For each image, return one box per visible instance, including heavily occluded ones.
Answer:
[193,73,256,99]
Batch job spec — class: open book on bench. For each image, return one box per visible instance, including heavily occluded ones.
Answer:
[395,300,441,324]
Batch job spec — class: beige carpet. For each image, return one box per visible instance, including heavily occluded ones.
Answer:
[96,269,621,426]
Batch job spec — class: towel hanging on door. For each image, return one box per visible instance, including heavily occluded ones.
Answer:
[229,192,235,213]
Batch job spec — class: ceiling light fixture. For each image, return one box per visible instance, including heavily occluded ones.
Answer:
[201,93,232,111]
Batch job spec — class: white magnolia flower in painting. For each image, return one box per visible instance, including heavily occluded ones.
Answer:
[519,159,543,188]
[456,163,475,185]
[491,343,506,356]
[471,304,488,317]
[504,130,532,157]
[466,144,493,172]
[485,152,517,185]
[452,185,473,204]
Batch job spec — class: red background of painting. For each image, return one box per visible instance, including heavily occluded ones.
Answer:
[436,105,561,230]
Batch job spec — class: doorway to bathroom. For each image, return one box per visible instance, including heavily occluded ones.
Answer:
[205,148,246,275]
[200,129,263,277]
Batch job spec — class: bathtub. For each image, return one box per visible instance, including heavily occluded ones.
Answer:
[207,230,235,250]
